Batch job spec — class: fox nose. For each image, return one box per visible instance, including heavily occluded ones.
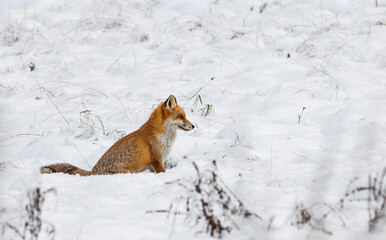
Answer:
[191,125,195,129]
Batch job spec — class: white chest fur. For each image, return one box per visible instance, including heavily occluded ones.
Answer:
[157,120,177,160]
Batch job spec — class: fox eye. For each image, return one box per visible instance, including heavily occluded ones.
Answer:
[178,115,184,119]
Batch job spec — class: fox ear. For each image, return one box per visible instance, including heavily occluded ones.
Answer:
[165,95,177,110]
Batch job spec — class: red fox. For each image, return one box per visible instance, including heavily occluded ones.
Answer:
[41,95,194,176]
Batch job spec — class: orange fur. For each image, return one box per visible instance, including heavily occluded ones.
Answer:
[41,95,194,175]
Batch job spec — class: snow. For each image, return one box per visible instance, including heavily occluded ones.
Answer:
[1,0,386,239]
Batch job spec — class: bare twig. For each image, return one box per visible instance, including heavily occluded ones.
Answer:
[1,187,56,240]
[73,145,91,168]
[291,151,333,173]
[148,161,261,238]
[41,86,70,126]
[0,133,44,143]
[184,77,214,107]
[298,106,307,124]
[340,166,386,231]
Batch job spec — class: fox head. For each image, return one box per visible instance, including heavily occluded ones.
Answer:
[163,95,194,131]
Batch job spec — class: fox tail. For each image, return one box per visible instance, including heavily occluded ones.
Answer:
[40,163,91,176]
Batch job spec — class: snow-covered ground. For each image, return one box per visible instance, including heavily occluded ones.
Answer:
[1,0,386,239]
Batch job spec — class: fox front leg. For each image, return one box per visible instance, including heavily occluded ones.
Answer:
[151,160,165,173]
